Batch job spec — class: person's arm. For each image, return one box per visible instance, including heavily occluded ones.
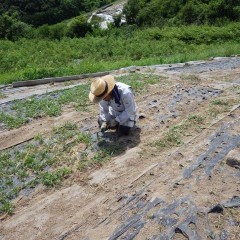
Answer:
[99,100,111,122]
[115,91,136,124]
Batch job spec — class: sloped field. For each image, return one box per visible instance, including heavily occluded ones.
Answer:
[0,57,240,240]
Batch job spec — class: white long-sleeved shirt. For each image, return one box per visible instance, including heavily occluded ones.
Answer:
[99,82,137,127]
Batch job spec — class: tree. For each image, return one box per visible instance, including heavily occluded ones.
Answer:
[178,0,204,24]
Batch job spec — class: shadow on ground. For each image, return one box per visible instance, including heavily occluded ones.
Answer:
[91,126,141,158]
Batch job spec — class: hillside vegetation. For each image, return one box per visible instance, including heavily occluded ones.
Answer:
[1,0,115,26]
[0,0,240,84]
[124,0,240,26]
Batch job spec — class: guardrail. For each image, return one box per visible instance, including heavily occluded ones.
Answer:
[12,71,110,88]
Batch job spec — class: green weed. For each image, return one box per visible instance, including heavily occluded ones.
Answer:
[0,122,85,214]
[0,201,14,215]
[116,73,160,94]
[78,142,123,170]
[12,97,61,118]
[1,84,89,129]
[53,122,78,144]
[208,106,221,118]
[34,133,44,144]
[166,126,183,146]
[229,85,240,92]
[211,99,229,106]
[0,120,120,215]
[154,114,205,149]
[41,168,71,187]
[188,115,205,124]
[208,99,230,117]
[76,132,91,145]
[147,214,155,220]
[0,93,5,99]
[0,112,26,129]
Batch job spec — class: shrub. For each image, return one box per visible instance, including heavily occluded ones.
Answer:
[66,15,92,38]
[34,22,67,40]
[48,22,67,40]
[34,24,50,38]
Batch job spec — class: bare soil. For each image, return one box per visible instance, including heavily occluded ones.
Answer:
[0,57,240,240]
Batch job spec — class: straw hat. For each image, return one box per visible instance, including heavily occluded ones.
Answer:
[89,75,115,103]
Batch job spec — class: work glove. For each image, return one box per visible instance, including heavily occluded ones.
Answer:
[100,121,108,132]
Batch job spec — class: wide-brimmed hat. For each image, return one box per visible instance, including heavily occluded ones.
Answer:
[89,75,115,103]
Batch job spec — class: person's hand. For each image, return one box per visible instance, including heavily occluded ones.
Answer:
[101,122,108,132]
[109,119,118,127]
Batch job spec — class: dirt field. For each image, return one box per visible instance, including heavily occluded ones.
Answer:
[0,57,240,240]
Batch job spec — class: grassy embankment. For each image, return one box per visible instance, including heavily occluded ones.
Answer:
[0,23,240,84]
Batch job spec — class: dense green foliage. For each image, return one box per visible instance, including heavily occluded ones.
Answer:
[123,0,240,26]
[1,0,114,26]
[0,0,114,40]
[1,1,240,41]
[0,22,240,84]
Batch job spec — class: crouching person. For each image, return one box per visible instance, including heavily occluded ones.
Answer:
[89,75,138,136]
